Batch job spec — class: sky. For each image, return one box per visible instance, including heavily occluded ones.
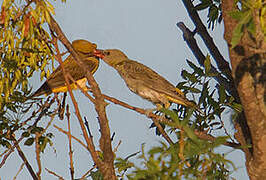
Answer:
[0,0,249,179]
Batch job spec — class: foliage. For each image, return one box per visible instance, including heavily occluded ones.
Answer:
[0,0,57,151]
[125,139,233,179]
[230,0,266,48]
[195,0,223,30]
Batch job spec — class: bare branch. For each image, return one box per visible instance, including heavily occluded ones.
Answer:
[54,125,87,150]
[13,137,38,180]
[13,163,25,180]
[50,36,102,170]
[45,168,64,180]
[66,105,74,180]
[48,14,116,179]
[35,132,42,179]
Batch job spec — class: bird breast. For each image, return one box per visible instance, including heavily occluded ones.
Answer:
[125,80,168,105]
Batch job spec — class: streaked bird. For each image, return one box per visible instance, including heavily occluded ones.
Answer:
[94,49,203,114]
[31,39,99,97]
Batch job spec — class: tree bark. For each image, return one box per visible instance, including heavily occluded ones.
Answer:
[222,1,266,179]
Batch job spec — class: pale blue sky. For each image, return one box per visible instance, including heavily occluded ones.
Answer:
[0,0,248,179]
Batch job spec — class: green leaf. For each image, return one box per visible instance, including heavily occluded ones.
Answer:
[187,87,201,94]
[218,85,226,103]
[247,18,256,36]
[31,127,44,134]
[199,81,209,106]
[115,158,134,173]
[89,170,103,180]
[195,0,212,11]
[229,10,243,20]
[22,132,30,137]
[39,136,50,152]
[231,10,252,48]
[181,70,190,80]
[231,23,244,49]
[24,137,34,146]
[1,140,11,148]
[230,102,243,113]
[204,55,211,75]
[186,59,204,76]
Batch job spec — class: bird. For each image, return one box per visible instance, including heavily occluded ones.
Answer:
[93,49,203,114]
[30,39,100,97]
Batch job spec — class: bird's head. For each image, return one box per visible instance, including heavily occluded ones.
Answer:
[93,49,128,67]
[72,39,97,55]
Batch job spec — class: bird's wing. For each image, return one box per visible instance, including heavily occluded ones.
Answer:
[118,60,196,107]
[46,55,99,89]
[117,60,184,98]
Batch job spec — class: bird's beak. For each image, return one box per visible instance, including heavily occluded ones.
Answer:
[93,49,105,59]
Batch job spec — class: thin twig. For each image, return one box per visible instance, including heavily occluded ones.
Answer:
[79,165,97,180]
[194,130,241,148]
[151,118,174,145]
[113,140,122,153]
[66,105,74,180]
[54,125,88,150]
[35,132,42,179]
[84,117,93,137]
[111,132,115,142]
[66,74,95,104]
[102,94,174,144]
[218,117,237,144]
[45,168,64,180]
[102,93,242,148]
[13,163,25,180]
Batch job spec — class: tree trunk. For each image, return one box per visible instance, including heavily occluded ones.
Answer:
[222,1,266,179]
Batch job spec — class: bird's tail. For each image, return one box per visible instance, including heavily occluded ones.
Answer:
[166,95,205,116]
[28,82,52,99]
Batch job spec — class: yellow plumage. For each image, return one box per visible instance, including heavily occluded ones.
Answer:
[94,49,202,113]
[31,39,99,97]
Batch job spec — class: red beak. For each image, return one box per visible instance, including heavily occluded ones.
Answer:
[93,49,105,59]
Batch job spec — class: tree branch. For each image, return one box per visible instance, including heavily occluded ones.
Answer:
[177,22,237,97]
[48,14,116,179]
[13,137,38,180]
[101,93,241,149]
[180,0,252,159]
[181,0,233,83]
[66,105,74,180]
[50,35,103,170]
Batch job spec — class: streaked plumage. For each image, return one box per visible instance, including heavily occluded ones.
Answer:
[95,49,201,112]
[31,39,99,97]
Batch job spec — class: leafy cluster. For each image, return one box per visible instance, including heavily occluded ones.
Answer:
[0,0,58,153]
[230,0,266,48]
[195,0,223,30]
[0,0,55,110]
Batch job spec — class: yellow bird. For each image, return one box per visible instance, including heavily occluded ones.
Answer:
[94,49,203,113]
[31,39,99,97]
